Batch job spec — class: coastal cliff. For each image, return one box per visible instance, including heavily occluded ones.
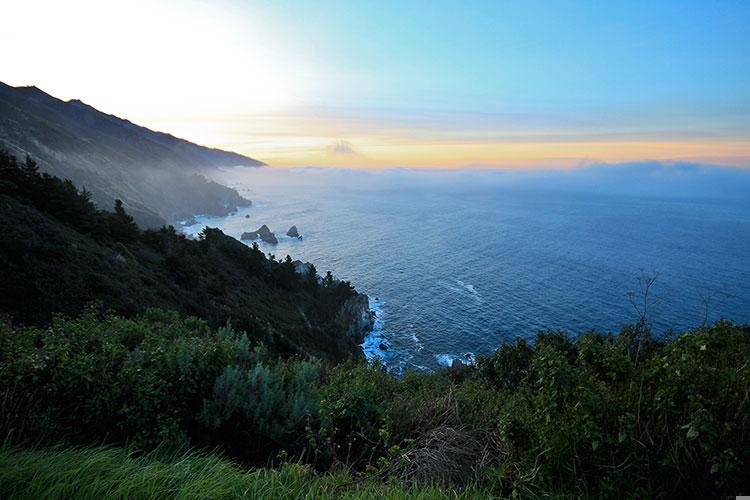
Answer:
[335,294,375,343]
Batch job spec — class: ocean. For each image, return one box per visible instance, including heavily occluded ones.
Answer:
[182,165,750,373]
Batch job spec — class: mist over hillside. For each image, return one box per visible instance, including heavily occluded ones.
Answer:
[0,82,265,227]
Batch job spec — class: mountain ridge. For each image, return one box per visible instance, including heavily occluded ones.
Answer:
[0,82,265,227]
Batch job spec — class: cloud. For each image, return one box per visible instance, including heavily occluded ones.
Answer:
[266,160,750,201]
[329,139,357,155]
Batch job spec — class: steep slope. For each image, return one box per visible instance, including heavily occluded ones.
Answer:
[0,152,365,362]
[0,82,265,227]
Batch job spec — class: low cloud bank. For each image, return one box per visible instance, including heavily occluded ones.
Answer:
[224,161,750,201]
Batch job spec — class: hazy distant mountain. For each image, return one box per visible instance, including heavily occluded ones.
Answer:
[0,82,265,227]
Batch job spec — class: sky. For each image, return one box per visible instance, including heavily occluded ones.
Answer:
[3,0,750,168]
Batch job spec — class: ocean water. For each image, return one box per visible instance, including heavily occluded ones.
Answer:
[182,166,750,373]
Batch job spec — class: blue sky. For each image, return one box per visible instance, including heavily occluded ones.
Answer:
[4,0,749,166]
[250,1,749,107]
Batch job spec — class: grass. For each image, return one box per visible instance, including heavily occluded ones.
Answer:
[0,446,492,499]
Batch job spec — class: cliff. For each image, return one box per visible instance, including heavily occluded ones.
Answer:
[335,294,375,343]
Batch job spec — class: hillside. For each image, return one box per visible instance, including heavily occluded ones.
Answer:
[0,82,265,227]
[0,151,365,362]
[0,150,748,497]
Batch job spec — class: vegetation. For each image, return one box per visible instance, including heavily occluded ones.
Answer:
[0,81,263,228]
[1,310,747,497]
[0,152,748,497]
[0,151,361,362]
[0,446,486,500]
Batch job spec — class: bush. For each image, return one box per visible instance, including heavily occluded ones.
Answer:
[1,299,747,497]
[313,322,750,497]
[317,361,397,467]
[0,309,240,449]
[200,356,320,460]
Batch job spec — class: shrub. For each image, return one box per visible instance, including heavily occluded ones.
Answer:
[199,356,320,460]
[317,361,397,467]
[0,309,240,449]
[1,299,748,497]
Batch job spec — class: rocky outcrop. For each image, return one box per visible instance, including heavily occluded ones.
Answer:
[335,294,375,343]
[292,260,313,275]
[262,232,278,245]
[286,225,302,239]
[242,224,277,244]
[257,224,278,244]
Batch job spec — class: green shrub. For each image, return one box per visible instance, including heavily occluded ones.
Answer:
[1,300,748,497]
[0,309,243,448]
[315,322,750,497]
[199,357,320,459]
[317,361,397,467]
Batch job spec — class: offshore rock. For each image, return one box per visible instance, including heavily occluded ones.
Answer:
[257,224,278,244]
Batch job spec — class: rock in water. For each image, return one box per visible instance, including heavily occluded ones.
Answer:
[245,214,250,219]
[263,233,278,244]
[256,224,278,244]
[241,224,277,244]
[286,225,300,238]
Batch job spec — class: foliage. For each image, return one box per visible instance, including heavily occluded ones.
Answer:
[199,356,321,458]
[0,445,490,500]
[0,151,361,362]
[0,310,316,462]
[317,361,398,467]
[1,308,748,497]
[315,322,750,497]
[1,151,749,497]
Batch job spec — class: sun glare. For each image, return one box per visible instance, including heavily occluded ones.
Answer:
[2,0,304,119]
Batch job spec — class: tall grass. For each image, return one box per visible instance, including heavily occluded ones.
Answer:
[0,446,490,499]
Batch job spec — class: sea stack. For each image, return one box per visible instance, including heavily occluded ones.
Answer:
[286,225,302,239]
[256,224,278,244]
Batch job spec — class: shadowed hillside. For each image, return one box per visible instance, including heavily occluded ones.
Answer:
[0,151,364,362]
[0,82,265,227]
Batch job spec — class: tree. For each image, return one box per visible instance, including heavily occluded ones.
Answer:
[23,154,39,175]
[108,199,139,243]
[305,263,318,289]
[272,255,297,290]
